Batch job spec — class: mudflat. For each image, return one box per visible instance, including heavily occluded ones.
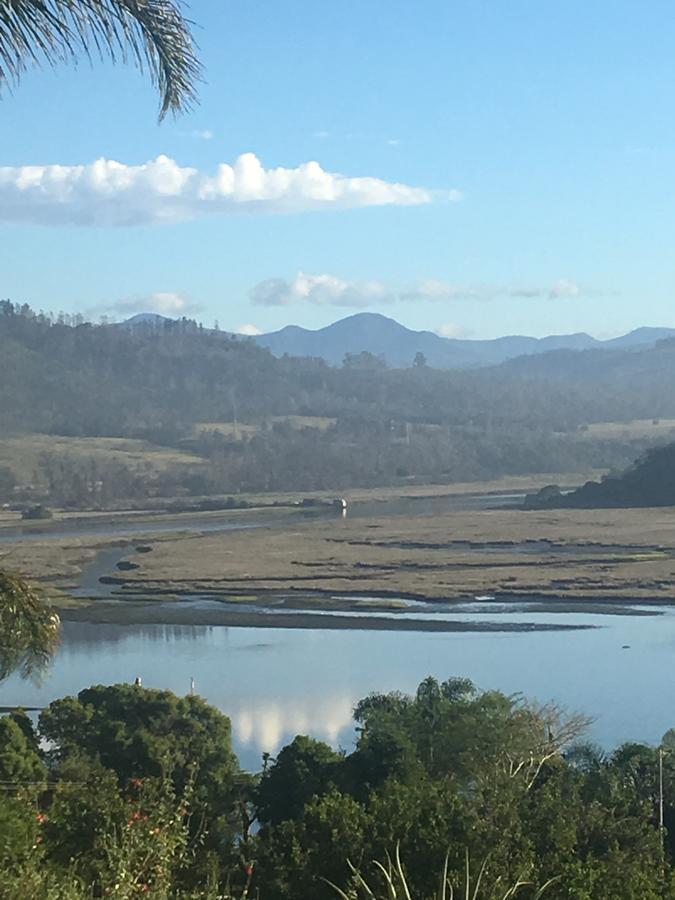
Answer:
[59,506,675,606]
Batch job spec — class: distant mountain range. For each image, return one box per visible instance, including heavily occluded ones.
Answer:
[122,311,675,371]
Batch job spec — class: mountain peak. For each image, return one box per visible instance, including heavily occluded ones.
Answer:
[254,314,675,369]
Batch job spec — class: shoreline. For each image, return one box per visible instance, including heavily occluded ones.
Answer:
[58,603,593,632]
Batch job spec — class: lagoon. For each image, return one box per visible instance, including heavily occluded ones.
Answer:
[2,606,675,771]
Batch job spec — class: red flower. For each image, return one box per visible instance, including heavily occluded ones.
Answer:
[245,864,254,877]
[36,812,47,824]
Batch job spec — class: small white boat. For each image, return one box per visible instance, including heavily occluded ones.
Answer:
[474,594,496,602]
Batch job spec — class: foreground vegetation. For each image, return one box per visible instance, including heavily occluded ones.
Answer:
[2,677,675,898]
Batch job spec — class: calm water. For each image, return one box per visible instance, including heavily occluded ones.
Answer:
[2,609,675,771]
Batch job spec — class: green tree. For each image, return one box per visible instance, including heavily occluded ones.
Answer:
[0,465,15,501]
[255,788,371,900]
[39,684,240,818]
[0,715,46,784]
[256,735,344,825]
[0,0,200,119]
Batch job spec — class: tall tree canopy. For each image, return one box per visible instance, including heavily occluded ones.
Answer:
[0,0,200,118]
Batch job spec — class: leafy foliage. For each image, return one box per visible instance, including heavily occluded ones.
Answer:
[526,441,675,509]
[0,0,200,119]
[1,677,675,896]
[0,571,59,680]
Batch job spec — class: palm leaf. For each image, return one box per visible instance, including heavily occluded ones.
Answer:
[0,570,60,680]
[0,0,201,118]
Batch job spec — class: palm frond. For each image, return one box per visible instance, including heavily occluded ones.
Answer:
[0,0,201,118]
[0,570,60,680]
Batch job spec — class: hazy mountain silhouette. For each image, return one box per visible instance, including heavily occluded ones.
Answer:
[120,311,675,370]
[253,312,675,368]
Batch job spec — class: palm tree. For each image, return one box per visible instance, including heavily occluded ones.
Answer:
[0,0,200,118]
[0,571,60,681]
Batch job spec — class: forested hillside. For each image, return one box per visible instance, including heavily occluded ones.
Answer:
[2,301,675,504]
[526,441,675,509]
[494,335,675,385]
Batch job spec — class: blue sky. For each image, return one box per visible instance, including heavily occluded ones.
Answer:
[1,0,675,339]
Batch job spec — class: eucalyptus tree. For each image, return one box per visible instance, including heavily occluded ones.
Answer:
[0,0,201,118]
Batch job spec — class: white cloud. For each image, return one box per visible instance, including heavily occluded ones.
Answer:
[0,153,436,227]
[250,274,489,308]
[235,323,263,336]
[178,129,214,140]
[94,292,201,318]
[436,322,467,338]
[403,279,487,301]
[548,278,581,299]
[509,279,582,300]
[250,272,394,308]
[249,273,589,309]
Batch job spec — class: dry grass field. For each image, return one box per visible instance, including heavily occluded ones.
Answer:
[83,505,675,605]
[0,434,205,483]
[576,418,675,441]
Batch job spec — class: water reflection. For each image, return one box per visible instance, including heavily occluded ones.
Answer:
[3,610,675,771]
[231,695,354,757]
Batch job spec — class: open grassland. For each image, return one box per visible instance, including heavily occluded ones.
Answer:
[576,418,675,441]
[0,434,205,482]
[192,415,337,439]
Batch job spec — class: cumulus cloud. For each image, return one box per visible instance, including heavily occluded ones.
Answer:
[0,153,437,227]
[251,274,490,308]
[235,323,263,336]
[249,273,589,309]
[250,272,394,308]
[93,292,201,318]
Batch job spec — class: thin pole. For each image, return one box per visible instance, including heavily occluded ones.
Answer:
[660,748,665,832]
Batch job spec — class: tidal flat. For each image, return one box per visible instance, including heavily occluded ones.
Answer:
[4,475,675,630]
